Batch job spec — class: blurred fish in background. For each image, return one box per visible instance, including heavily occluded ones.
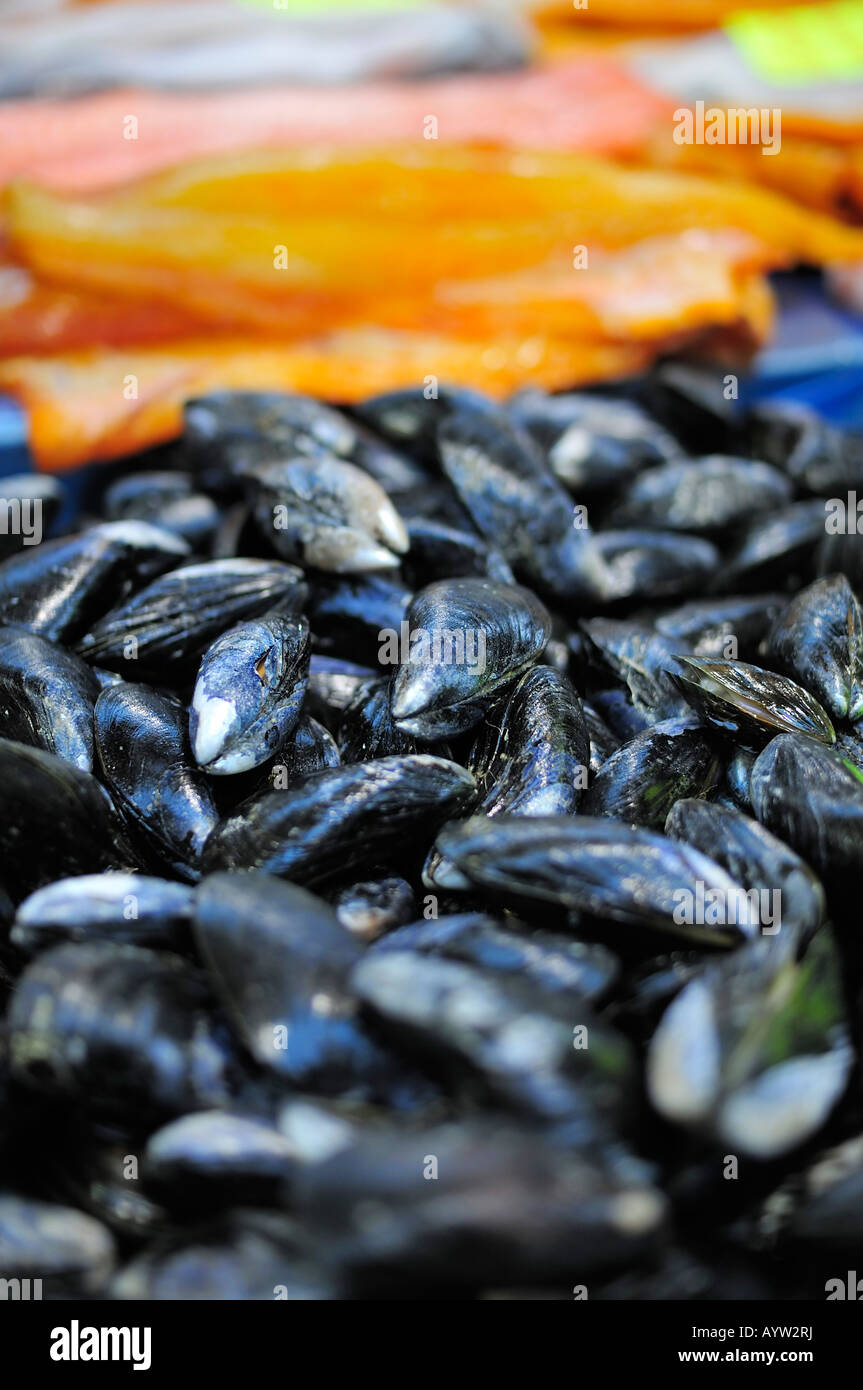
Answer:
[0,0,531,94]
[2,0,863,468]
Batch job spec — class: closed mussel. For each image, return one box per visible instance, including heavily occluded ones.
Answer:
[78,558,307,681]
[0,625,100,771]
[390,577,551,739]
[765,574,863,724]
[95,684,218,881]
[190,614,310,775]
[203,755,476,884]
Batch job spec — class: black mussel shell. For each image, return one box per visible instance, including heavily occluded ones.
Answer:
[77,557,307,680]
[372,912,619,1003]
[750,732,863,879]
[0,624,100,771]
[190,614,310,775]
[437,403,610,605]
[193,873,393,1094]
[665,798,825,942]
[12,873,195,953]
[582,718,720,829]
[0,739,127,898]
[647,929,851,1158]
[0,520,188,643]
[468,665,589,817]
[765,574,863,724]
[95,684,218,881]
[250,454,409,573]
[606,456,790,535]
[669,657,836,747]
[435,815,759,945]
[203,755,476,884]
[8,941,235,1116]
[390,577,551,739]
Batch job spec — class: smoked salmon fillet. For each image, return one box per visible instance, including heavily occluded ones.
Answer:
[0,59,670,198]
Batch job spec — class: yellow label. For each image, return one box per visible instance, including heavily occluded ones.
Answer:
[726,0,863,82]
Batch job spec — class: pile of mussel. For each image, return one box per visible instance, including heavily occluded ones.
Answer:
[2,365,863,1300]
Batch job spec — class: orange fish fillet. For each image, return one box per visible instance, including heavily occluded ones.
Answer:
[7,154,863,327]
[0,334,653,472]
[0,226,773,355]
[532,0,815,29]
[0,259,204,354]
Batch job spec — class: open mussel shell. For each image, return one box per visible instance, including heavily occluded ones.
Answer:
[669,656,836,747]
[389,577,551,739]
[765,574,863,724]
[77,557,307,681]
[193,873,394,1094]
[665,798,825,943]
[353,949,633,1128]
[202,755,476,884]
[647,929,852,1159]
[0,739,127,898]
[250,454,409,573]
[0,520,188,644]
[95,684,218,881]
[190,614,310,775]
[12,873,194,953]
[606,456,791,534]
[8,941,236,1117]
[582,718,720,829]
[435,815,759,946]
[750,732,863,879]
[0,625,100,771]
